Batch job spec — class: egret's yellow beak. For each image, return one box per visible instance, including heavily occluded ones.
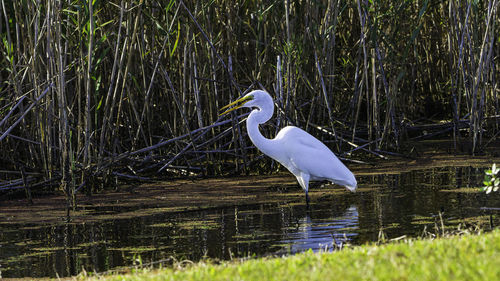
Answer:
[219,95,253,116]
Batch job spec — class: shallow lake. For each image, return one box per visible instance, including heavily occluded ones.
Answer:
[1,165,499,278]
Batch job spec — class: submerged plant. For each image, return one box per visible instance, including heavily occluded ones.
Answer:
[483,164,500,194]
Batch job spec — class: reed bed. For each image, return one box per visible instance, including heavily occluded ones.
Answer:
[0,0,498,205]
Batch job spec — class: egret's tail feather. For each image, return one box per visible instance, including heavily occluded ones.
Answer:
[346,185,357,192]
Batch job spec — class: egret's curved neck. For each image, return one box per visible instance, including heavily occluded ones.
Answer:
[246,101,277,158]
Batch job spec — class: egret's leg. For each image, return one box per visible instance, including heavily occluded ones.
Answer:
[295,173,310,205]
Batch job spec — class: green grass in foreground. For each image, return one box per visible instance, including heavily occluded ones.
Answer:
[87,229,500,281]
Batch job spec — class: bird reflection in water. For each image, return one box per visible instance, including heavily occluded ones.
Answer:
[278,205,359,254]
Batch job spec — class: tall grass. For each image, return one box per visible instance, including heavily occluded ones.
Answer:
[0,0,498,202]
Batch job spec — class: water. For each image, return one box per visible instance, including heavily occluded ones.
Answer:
[1,166,499,278]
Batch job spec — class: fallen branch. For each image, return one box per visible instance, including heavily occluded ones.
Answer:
[0,84,52,142]
[93,113,249,175]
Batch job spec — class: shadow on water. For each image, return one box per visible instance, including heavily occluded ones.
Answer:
[1,166,499,278]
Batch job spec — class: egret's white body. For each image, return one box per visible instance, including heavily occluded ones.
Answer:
[220,90,357,202]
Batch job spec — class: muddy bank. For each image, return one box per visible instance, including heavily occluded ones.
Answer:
[1,151,499,225]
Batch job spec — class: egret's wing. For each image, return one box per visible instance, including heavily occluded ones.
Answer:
[291,138,338,176]
[278,129,334,174]
[272,126,356,189]
[279,127,352,183]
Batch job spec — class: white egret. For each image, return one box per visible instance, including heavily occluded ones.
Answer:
[220,90,357,204]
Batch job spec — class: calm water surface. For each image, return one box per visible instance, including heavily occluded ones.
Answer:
[1,166,499,278]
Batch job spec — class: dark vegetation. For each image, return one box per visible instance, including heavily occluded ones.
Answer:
[0,0,499,206]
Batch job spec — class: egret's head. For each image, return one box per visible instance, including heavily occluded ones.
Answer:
[219,90,271,116]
